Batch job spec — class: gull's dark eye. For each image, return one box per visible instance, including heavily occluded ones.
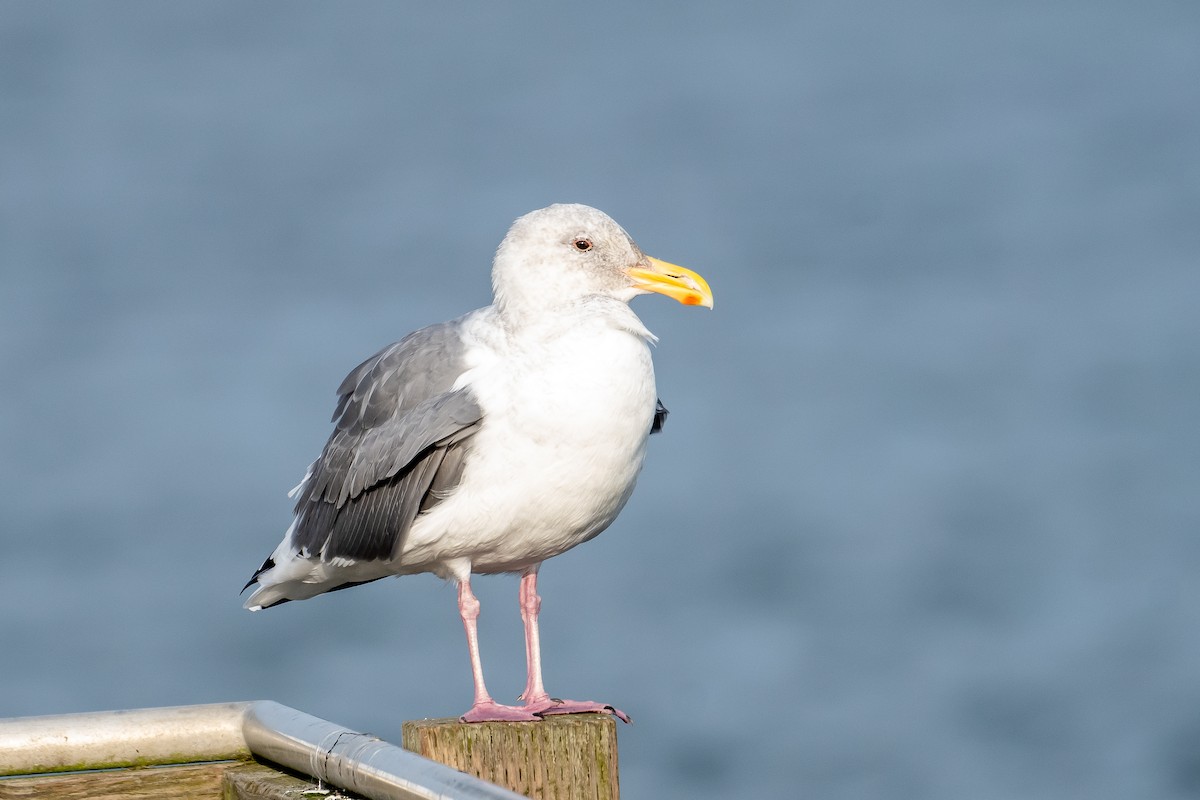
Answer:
[573,238,593,252]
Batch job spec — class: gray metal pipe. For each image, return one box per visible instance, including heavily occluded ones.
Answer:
[242,701,525,800]
[0,701,250,774]
[0,701,524,800]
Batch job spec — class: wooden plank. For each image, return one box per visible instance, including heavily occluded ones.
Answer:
[0,762,227,800]
[0,760,368,800]
[222,761,364,800]
[401,715,619,800]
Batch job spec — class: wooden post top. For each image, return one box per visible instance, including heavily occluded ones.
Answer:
[402,714,619,800]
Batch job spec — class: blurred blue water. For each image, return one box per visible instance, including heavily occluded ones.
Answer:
[3,2,1199,798]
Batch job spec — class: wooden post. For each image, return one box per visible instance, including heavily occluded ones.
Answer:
[401,715,619,800]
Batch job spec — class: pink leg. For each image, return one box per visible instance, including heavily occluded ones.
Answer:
[519,569,547,702]
[518,568,631,723]
[457,577,539,723]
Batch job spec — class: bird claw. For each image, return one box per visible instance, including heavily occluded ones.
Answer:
[523,697,631,724]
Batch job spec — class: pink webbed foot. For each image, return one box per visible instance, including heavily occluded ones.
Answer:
[523,696,631,724]
[460,700,543,723]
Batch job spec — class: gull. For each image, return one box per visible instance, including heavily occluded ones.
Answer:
[243,204,713,722]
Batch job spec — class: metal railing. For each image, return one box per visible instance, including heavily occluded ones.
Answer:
[0,700,525,800]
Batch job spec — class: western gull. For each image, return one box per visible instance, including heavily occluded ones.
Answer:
[242,203,713,723]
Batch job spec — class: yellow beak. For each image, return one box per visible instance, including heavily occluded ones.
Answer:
[625,257,714,309]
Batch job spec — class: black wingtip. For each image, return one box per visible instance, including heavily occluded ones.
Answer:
[241,557,275,594]
[650,399,668,435]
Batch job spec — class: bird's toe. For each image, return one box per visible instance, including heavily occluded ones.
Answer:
[459,701,543,723]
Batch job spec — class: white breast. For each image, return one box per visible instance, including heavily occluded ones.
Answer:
[400,306,658,575]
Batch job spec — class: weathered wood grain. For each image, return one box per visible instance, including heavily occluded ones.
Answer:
[401,715,619,800]
[0,762,226,800]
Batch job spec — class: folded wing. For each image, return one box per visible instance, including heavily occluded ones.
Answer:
[287,319,483,566]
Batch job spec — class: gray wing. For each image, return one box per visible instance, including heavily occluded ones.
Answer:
[289,319,483,564]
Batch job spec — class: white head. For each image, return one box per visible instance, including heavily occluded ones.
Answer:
[491,204,712,321]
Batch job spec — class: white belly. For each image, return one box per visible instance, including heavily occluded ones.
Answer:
[400,320,657,575]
